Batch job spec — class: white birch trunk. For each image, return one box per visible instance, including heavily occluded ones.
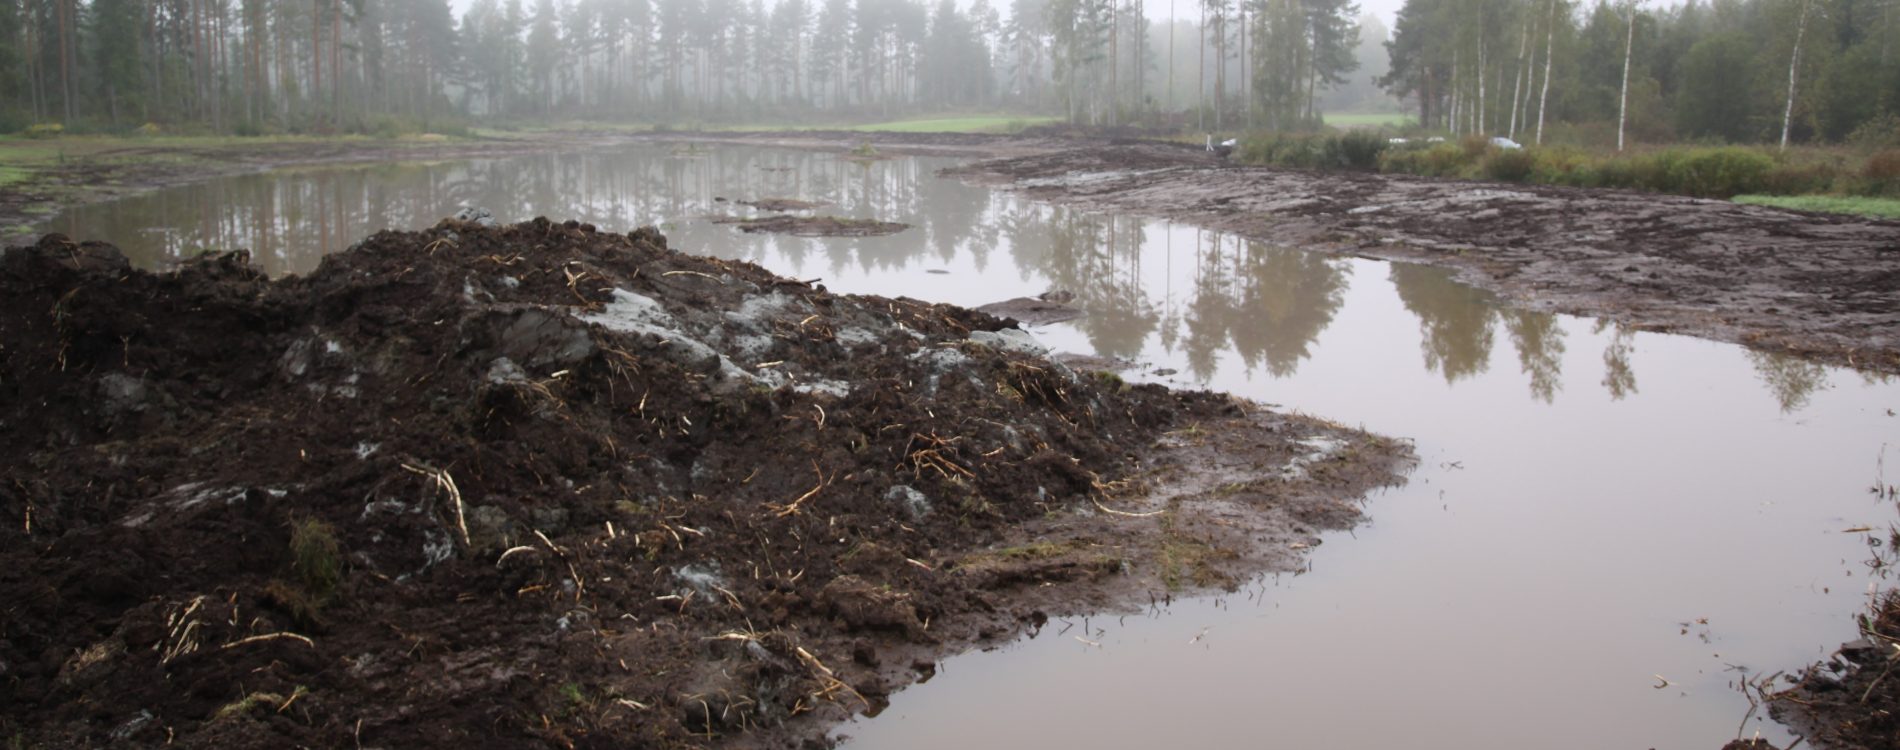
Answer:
[1617,4,1634,151]
[1780,0,1811,150]
[1536,0,1556,145]
[1478,38,1487,135]
[1450,48,1460,134]
[1510,17,1529,138]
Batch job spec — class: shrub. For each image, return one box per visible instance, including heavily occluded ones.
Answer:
[1858,149,1900,196]
[1324,131,1388,171]
[25,123,62,139]
[1661,147,1774,197]
[290,517,343,596]
[134,122,162,137]
[1482,148,1537,182]
[1762,161,1842,196]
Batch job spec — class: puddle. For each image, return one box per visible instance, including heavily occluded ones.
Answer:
[42,146,1900,748]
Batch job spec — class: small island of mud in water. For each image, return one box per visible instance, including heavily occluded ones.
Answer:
[740,198,829,212]
[713,213,911,237]
[0,220,1408,748]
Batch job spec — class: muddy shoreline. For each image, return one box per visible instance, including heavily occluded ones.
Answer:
[935,143,1900,376]
[0,132,626,248]
[0,221,1408,748]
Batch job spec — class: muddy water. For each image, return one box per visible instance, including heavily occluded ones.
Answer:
[43,145,1900,748]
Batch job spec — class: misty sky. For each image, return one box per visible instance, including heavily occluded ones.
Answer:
[443,0,1408,39]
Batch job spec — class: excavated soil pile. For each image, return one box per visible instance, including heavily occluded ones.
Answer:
[0,220,1345,748]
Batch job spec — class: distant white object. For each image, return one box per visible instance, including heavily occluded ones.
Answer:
[1204,134,1236,157]
[1388,137,1409,144]
[1490,136,1523,150]
[1426,136,1447,143]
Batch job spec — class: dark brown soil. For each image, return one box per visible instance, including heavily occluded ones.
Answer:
[713,214,910,237]
[1771,585,1900,749]
[0,220,1407,748]
[943,143,1900,375]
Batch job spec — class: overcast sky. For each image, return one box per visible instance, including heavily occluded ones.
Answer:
[444,0,1405,40]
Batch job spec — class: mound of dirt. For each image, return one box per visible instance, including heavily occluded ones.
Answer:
[0,221,1405,748]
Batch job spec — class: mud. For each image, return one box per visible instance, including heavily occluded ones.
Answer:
[1772,614,1900,750]
[943,143,1900,375]
[712,214,911,237]
[974,295,1085,327]
[739,199,829,212]
[0,220,1406,748]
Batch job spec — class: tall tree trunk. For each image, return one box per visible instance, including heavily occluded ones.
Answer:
[1198,1,1206,131]
[1509,17,1528,138]
[56,0,71,123]
[1780,0,1811,150]
[1617,5,1633,151]
[314,0,324,127]
[333,0,342,125]
[1477,37,1486,135]
[1536,0,1555,145]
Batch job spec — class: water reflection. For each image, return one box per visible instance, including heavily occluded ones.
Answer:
[42,145,1878,420]
[1749,350,1831,413]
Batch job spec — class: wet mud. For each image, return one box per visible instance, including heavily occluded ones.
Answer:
[712,214,911,237]
[943,143,1900,375]
[739,199,829,212]
[0,221,1406,748]
[973,295,1085,326]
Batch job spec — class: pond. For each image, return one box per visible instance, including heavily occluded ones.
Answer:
[42,143,1900,748]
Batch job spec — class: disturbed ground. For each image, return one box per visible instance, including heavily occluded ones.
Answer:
[0,220,1406,748]
[943,143,1900,375]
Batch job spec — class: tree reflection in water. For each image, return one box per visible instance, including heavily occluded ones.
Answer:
[44,146,1871,415]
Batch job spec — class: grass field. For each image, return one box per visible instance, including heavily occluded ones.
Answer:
[1323,112,1415,128]
[1734,194,1900,220]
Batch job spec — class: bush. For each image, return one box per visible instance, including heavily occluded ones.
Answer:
[1381,141,1475,178]
[24,123,62,139]
[1324,131,1387,171]
[290,517,343,596]
[1858,149,1900,196]
[1482,148,1537,182]
[1660,147,1774,197]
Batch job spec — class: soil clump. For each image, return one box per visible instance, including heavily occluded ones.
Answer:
[943,143,1900,375]
[0,220,1406,748]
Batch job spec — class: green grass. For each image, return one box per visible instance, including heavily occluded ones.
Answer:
[1734,194,1900,219]
[0,166,28,187]
[1322,112,1415,128]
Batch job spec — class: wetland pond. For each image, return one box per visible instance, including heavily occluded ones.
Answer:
[43,143,1900,749]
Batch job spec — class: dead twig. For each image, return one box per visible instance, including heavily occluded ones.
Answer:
[402,463,472,549]
[221,632,316,650]
[770,462,829,518]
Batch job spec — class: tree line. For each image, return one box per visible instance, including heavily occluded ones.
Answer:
[1381,0,1900,147]
[0,0,1891,146]
[0,0,1374,133]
